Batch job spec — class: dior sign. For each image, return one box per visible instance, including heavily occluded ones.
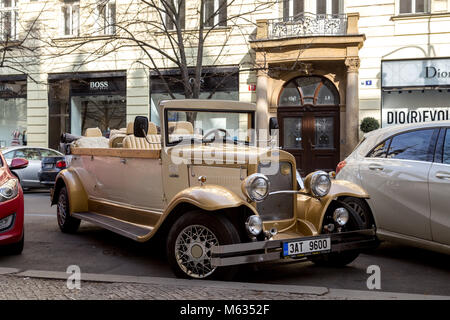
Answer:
[382,59,450,87]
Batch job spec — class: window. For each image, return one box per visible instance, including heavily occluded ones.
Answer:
[165,0,185,30]
[204,0,227,28]
[40,149,62,157]
[399,0,428,14]
[60,1,80,37]
[96,0,116,35]
[283,0,304,20]
[316,0,341,15]
[3,151,13,160]
[14,148,41,161]
[0,0,18,41]
[367,139,391,158]
[443,129,450,164]
[386,129,436,162]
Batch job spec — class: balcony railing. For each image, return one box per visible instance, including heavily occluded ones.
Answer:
[268,12,347,39]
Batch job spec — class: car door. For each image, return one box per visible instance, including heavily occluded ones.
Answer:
[359,128,438,240]
[428,128,450,245]
[14,148,42,187]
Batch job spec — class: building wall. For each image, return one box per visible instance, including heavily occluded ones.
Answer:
[346,0,450,128]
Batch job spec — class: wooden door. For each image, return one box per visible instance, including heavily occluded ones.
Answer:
[279,106,339,176]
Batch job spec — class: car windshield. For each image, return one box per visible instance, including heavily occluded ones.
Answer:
[165,109,255,146]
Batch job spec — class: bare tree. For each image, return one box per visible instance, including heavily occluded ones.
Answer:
[42,0,275,101]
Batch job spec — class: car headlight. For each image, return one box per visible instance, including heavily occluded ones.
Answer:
[0,179,19,202]
[333,207,349,226]
[242,173,270,202]
[245,215,263,236]
[0,214,15,232]
[310,171,331,197]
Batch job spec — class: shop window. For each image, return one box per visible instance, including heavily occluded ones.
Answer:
[165,0,185,30]
[399,0,429,14]
[96,0,116,35]
[204,0,227,27]
[60,0,80,37]
[0,79,26,148]
[0,0,18,41]
[150,68,239,126]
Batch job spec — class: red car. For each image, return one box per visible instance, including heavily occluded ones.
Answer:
[0,151,28,255]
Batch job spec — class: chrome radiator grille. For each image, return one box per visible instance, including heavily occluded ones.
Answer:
[256,161,294,221]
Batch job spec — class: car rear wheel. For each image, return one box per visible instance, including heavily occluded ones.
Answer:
[309,198,367,267]
[167,211,240,280]
[57,187,80,233]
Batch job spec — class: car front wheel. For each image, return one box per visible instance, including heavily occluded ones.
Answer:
[167,211,240,280]
[57,187,80,233]
[309,198,369,267]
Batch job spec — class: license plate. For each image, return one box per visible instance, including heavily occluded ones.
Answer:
[43,164,53,169]
[283,237,331,257]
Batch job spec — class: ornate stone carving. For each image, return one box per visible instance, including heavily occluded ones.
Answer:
[345,57,360,73]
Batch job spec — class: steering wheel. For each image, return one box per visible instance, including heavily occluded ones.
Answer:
[202,128,230,142]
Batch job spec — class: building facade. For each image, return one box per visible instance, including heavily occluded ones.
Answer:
[1,0,450,174]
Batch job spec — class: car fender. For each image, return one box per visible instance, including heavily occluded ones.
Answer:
[298,179,369,232]
[52,168,88,214]
[164,185,257,215]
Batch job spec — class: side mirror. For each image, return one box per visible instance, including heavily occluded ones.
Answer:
[134,116,149,138]
[10,158,28,170]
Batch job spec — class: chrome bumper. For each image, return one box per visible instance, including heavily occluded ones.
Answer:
[211,228,377,267]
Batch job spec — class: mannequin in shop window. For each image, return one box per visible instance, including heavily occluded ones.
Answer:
[11,129,21,146]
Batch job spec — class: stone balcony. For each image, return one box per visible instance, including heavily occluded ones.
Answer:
[254,12,360,41]
[267,12,348,39]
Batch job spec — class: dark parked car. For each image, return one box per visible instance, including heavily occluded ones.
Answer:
[38,156,66,186]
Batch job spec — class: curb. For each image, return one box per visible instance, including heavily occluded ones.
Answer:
[2,268,447,300]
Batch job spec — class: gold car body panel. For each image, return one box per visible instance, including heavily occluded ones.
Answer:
[54,168,89,214]
[297,179,370,232]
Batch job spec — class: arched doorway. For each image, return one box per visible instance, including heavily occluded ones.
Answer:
[278,76,340,175]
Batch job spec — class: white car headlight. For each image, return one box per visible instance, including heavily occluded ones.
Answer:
[245,215,263,236]
[333,207,349,226]
[0,179,19,202]
[310,171,331,197]
[243,173,270,202]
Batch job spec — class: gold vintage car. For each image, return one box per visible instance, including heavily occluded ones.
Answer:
[51,100,377,279]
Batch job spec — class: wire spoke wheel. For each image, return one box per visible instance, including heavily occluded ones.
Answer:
[175,224,219,279]
[57,192,67,227]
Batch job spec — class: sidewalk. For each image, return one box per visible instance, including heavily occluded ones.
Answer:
[0,268,448,300]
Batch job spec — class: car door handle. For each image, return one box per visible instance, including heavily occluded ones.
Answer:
[435,172,450,180]
[368,164,384,171]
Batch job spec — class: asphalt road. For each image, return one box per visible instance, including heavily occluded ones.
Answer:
[1,191,449,296]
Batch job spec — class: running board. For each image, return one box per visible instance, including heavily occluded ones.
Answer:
[72,212,152,241]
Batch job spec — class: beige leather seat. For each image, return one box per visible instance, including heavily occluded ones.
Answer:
[169,121,193,134]
[84,127,102,137]
[123,134,161,150]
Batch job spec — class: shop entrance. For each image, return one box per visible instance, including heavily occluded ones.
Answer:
[278,76,340,175]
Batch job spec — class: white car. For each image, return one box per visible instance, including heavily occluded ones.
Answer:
[336,121,450,255]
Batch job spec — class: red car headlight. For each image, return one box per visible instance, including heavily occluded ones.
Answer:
[0,179,19,202]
